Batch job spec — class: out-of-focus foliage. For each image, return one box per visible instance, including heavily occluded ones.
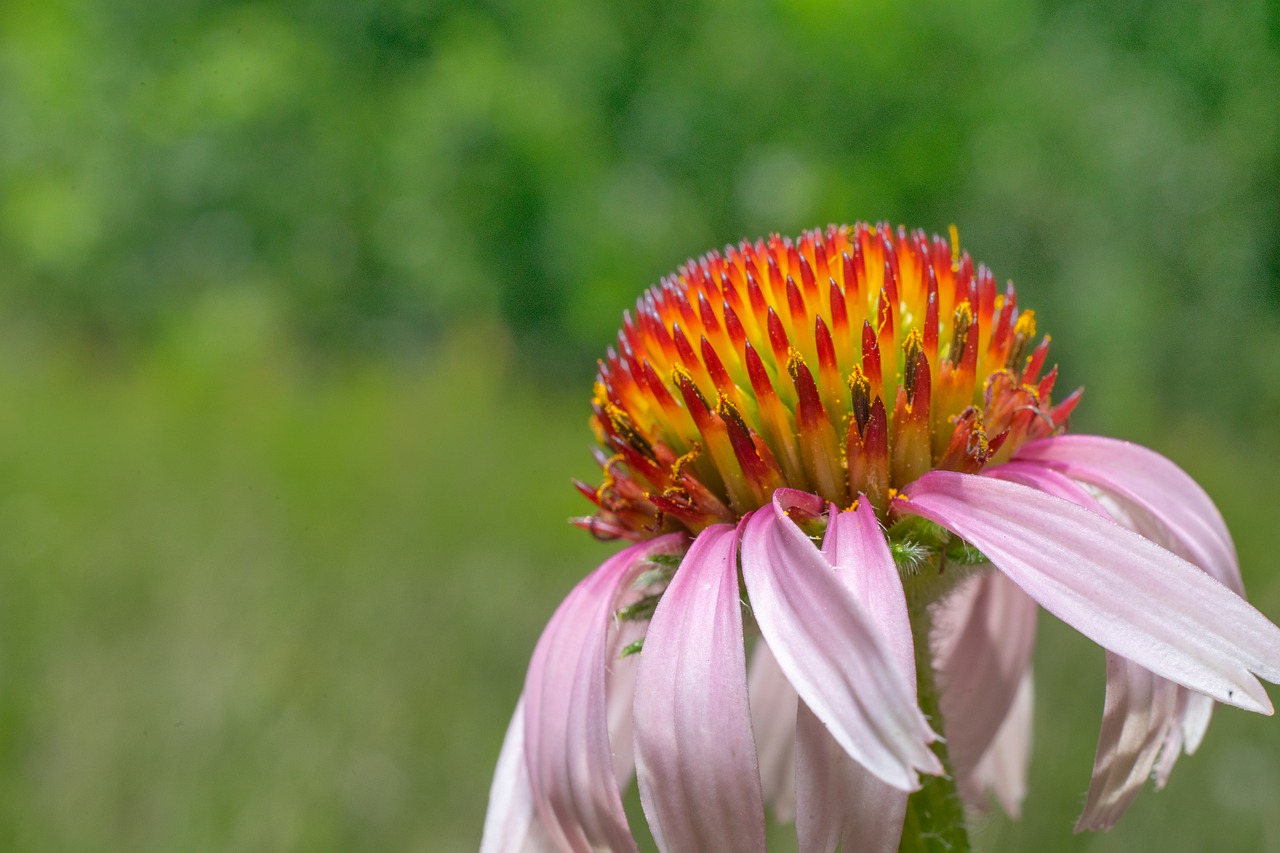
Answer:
[4,0,1280,404]
[3,0,1280,850]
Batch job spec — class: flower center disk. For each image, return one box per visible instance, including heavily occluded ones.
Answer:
[579,223,1080,540]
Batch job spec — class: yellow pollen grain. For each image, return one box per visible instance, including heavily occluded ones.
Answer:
[950,303,973,366]
[902,329,925,400]
[669,442,701,481]
[848,365,869,392]
[967,410,991,453]
[605,402,633,432]
[596,453,624,500]
[903,328,924,358]
[1014,310,1036,339]
[785,347,806,381]
[716,392,749,433]
[670,364,709,409]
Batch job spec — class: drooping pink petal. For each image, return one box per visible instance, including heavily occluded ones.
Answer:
[900,472,1280,714]
[747,640,798,823]
[988,461,1181,827]
[633,524,766,853]
[1154,690,1214,787]
[1176,691,1215,757]
[607,621,644,790]
[796,702,908,853]
[823,499,915,678]
[1172,681,1213,753]
[740,491,941,792]
[930,570,1037,809]
[481,698,555,853]
[960,671,1034,819]
[992,457,1224,799]
[794,499,915,852]
[1015,435,1242,593]
[985,460,1109,516]
[522,534,686,853]
[1016,435,1245,776]
[1075,655,1179,832]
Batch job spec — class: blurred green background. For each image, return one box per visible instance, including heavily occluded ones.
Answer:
[2,0,1280,849]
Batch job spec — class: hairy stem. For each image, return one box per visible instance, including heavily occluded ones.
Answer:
[899,587,971,853]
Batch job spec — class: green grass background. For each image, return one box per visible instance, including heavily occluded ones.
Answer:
[2,0,1280,849]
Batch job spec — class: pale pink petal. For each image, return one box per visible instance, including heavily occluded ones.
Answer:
[985,460,1109,516]
[993,460,1219,825]
[481,698,556,853]
[995,457,1226,792]
[1075,655,1179,831]
[1015,435,1242,593]
[823,499,915,679]
[1177,691,1215,756]
[793,499,914,852]
[747,640,798,823]
[988,461,1184,826]
[796,702,908,853]
[900,472,1280,714]
[740,494,942,791]
[931,570,1037,808]
[794,703,844,853]
[1017,435,1244,776]
[523,534,686,853]
[961,671,1034,819]
[1153,690,1214,787]
[634,524,766,853]
[607,622,643,790]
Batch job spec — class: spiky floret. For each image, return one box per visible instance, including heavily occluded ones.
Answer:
[576,223,1081,540]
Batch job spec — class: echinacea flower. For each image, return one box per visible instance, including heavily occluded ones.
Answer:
[481,223,1280,851]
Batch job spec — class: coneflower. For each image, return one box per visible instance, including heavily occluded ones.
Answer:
[482,223,1280,852]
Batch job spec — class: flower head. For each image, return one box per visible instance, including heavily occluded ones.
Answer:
[578,223,1078,538]
[484,224,1280,852]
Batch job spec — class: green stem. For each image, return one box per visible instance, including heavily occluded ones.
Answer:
[899,591,971,853]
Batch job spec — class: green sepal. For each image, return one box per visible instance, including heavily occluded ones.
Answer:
[633,553,681,590]
[944,537,988,565]
[615,594,661,622]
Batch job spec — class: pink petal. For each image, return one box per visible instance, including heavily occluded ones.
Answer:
[823,499,915,679]
[994,457,1224,791]
[985,460,1109,516]
[633,524,766,853]
[1177,690,1215,756]
[1153,690,1214,787]
[900,472,1280,713]
[794,499,915,852]
[1015,435,1242,593]
[989,460,1183,826]
[961,671,1034,819]
[1016,435,1244,775]
[481,698,555,853]
[747,640,798,823]
[1075,655,1179,832]
[931,571,1037,806]
[523,534,687,853]
[740,493,941,792]
[796,702,908,853]
[607,622,643,790]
